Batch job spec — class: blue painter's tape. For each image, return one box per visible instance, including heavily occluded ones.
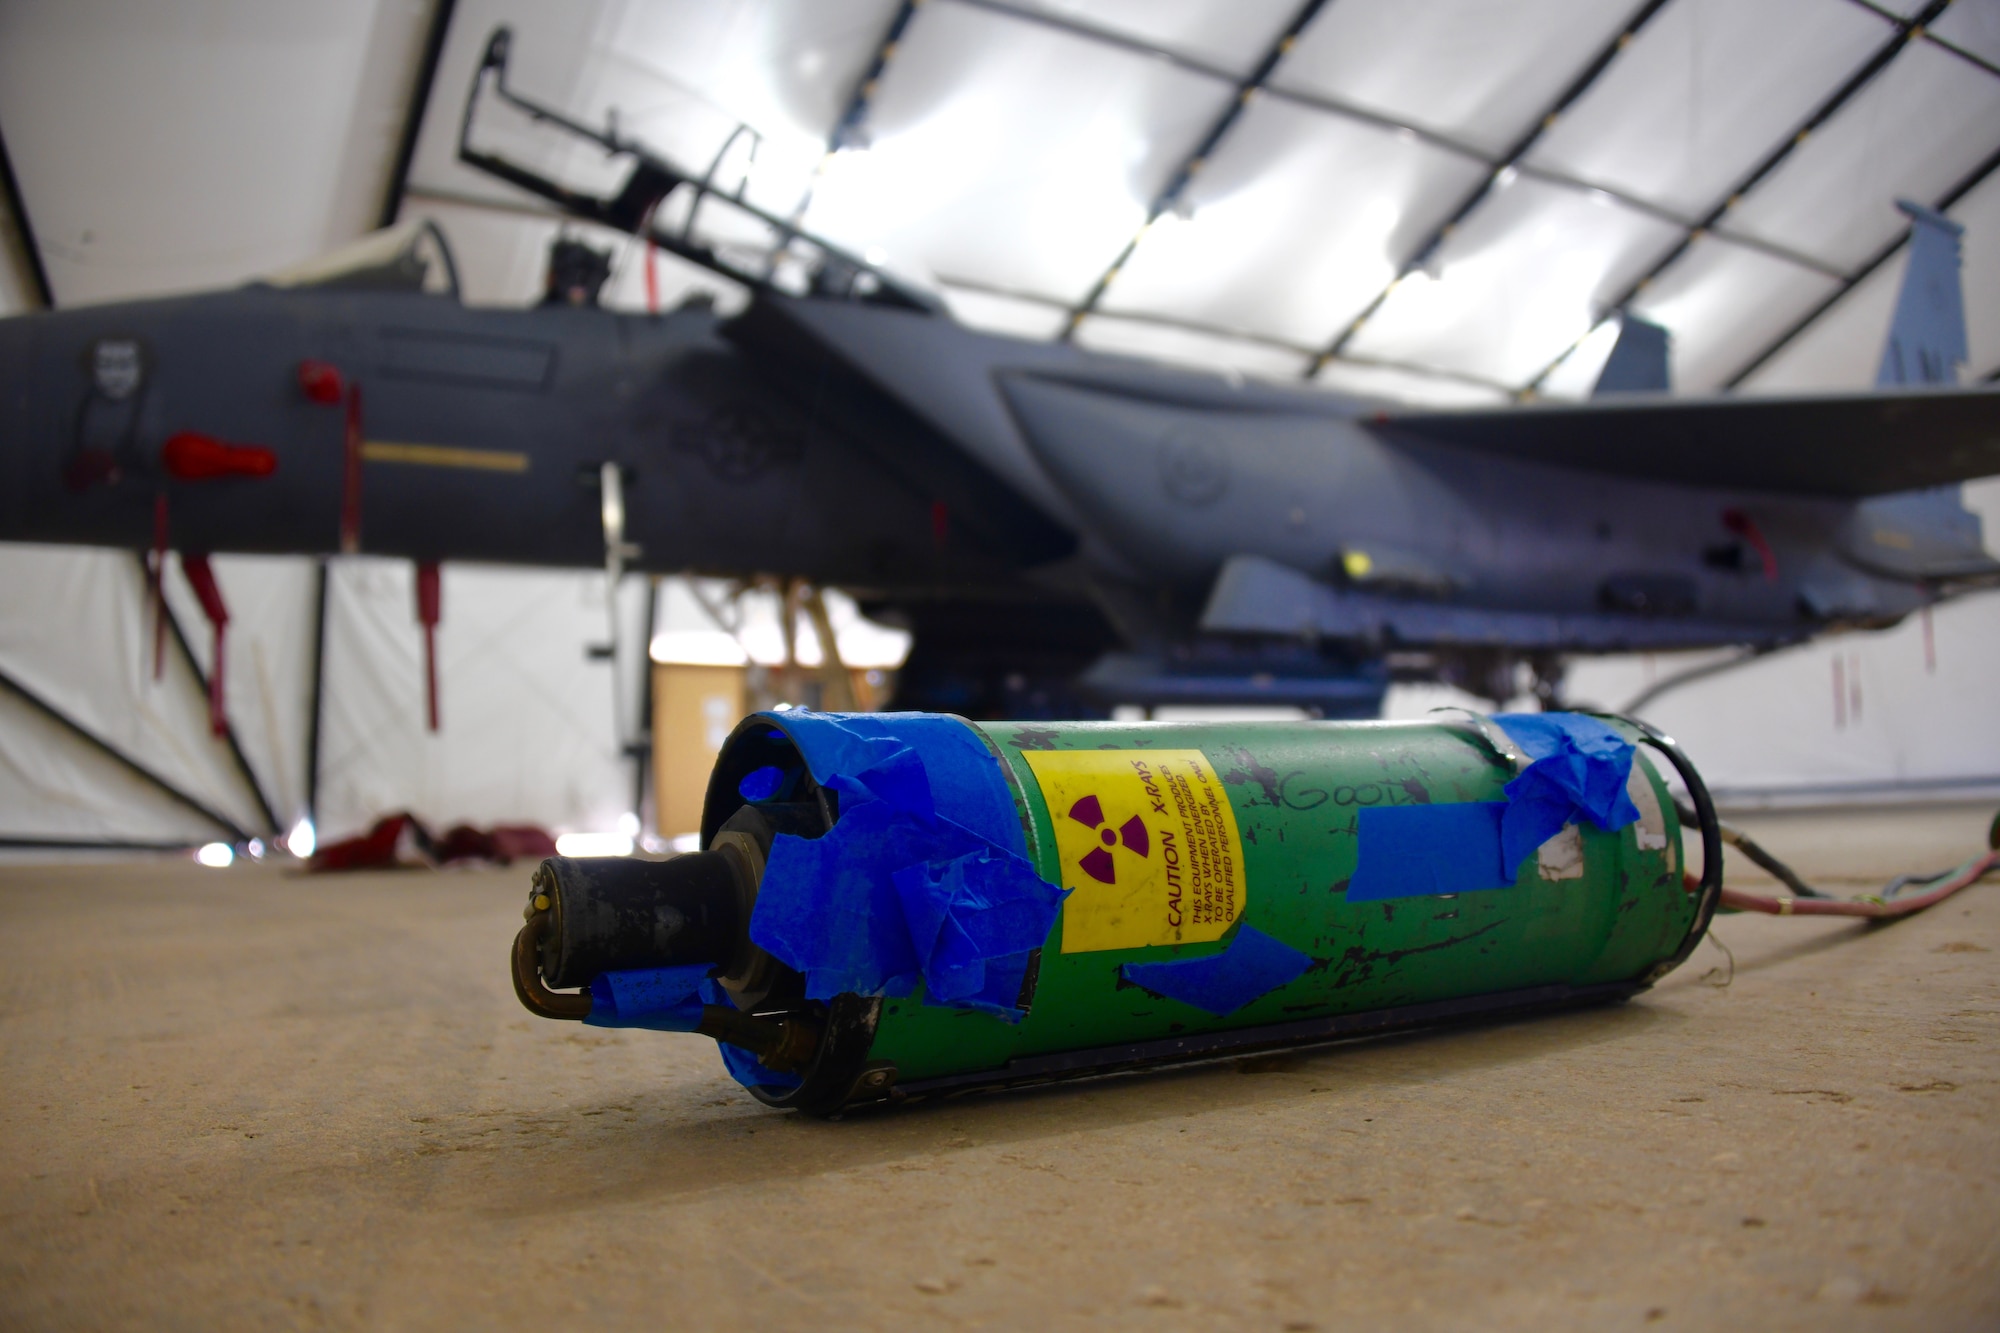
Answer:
[738,765,785,802]
[1348,801,1513,901]
[584,964,709,1032]
[892,844,1053,1017]
[746,711,1063,1020]
[770,711,1027,852]
[1345,712,1643,903]
[1493,713,1641,871]
[1121,925,1315,1016]
[699,977,801,1091]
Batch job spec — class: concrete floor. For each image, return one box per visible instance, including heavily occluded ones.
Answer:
[2,802,1995,1331]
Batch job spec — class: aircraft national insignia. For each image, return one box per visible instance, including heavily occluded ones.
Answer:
[674,405,804,482]
[89,338,144,401]
[1022,748,1246,954]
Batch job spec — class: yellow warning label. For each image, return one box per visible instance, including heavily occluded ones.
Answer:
[1021,748,1246,953]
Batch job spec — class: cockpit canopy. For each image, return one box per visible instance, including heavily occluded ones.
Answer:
[261,219,461,299]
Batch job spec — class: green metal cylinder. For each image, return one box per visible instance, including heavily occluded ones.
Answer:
[866,715,1695,1089]
[683,710,1715,1113]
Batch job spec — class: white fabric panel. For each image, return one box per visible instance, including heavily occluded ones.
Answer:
[0,686,220,845]
[1071,315,1309,381]
[0,0,433,307]
[1950,164,2000,380]
[0,543,269,838]
[1347,176,1681,385]
[937,285,1069,341]
[1629,236,1840,392]
[609,0,904,147]
[1931,1,2000,66]
[1525,0,1889,218]
[1565,590,2000,797]
[158,555,320,831]
[1737,246,1904,393]
[1311,360,1509,408]
[315,559,629,841]
[1004,0,1302,77]
[1272,0,1637,156]
[1099,97,1486,346]
[798,0,1233,301]
[1722,41,2000,271]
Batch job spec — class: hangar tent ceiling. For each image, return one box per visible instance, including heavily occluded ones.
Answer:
[10,0,1999,392]
[0,0,1996,851]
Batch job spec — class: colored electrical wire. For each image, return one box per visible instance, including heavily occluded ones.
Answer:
[1717,850,1999,919]
[1717,817,1830,898]
[1673,797,1999,919]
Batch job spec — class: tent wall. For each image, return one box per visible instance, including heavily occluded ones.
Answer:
[314,559,635,842]
[1565,588,2000,804]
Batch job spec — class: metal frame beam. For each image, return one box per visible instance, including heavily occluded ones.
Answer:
[829,0,925,153]
[1060,0,1334,338]
[1839,0,2000,80]
[1725,138,2000,388]
[0,665,251,843]
[0,837,201,853]
[1524,0,1953,392]
[0,118,54,309]
[304,559,330,830]
[1311,0,1674,374]
[378,0,459,230]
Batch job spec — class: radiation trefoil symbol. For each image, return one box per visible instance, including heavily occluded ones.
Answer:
[1066,794,1150,884]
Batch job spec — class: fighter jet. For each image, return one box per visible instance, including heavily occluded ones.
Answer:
[3,27,1996,721]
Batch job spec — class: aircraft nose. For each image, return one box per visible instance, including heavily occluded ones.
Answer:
[0,308,155,547]
[0,311,42,536]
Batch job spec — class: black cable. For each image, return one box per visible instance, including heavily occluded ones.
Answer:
[1666,800,2000,909]
[1622,718,1724,983]
[1677,805,1830,899]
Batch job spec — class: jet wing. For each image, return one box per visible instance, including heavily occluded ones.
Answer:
[1373,386,2000,498]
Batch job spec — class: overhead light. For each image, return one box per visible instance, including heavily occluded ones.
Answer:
[286,818,316,859]
[1493,166,1518,189]
[196,842,234,868]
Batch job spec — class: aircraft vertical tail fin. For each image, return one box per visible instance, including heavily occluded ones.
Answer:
[1877,200,1967,388]
[1590,315,1671,396]
[1852,200,1994,579]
